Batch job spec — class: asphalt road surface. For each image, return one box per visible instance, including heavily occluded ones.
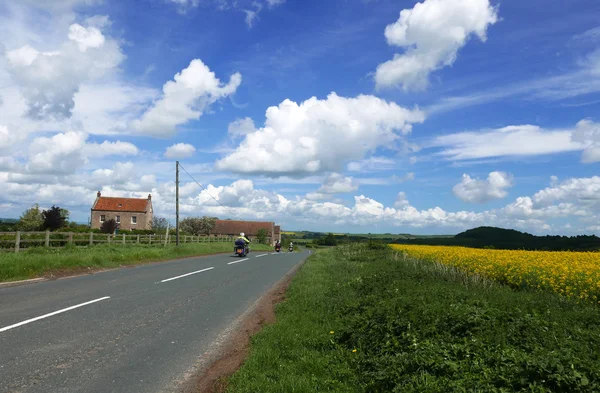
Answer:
[0,250,310,393]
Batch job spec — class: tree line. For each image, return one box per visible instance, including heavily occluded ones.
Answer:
[392,226,600,252]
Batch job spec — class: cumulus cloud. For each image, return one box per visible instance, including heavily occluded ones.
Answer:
[571,119,600,163]
[228,117,256,137]
[164,143,196,159]
[132,59,242,137]
[23,132,139,175]
[317,173,359,194]
[83,140,139,157]
[532,176,600,208]
[375,0,498,90]
[453,171,513,203]
[394,191,409,208]
[4,20,124,120]
[430,124,584,161]
[216,92,425,176]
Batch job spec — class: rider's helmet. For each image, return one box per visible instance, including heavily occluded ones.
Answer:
[240,232,245,237]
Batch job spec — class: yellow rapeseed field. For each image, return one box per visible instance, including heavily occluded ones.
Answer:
[391,244,600,303]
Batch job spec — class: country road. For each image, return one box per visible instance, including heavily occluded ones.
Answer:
[0,250,310,393]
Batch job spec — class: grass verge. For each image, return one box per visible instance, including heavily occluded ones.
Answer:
[0,243,273,283]
[223,244,600,392]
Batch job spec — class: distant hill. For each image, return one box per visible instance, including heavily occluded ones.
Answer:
[393,226,600,252]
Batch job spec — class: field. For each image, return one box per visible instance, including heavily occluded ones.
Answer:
[0,242,273,283]
[222,245,600,392]
[392,244,600,303]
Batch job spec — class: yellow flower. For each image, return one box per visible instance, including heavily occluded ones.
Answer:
[329,331,335,334]
[352,349,357,353]
[390,244,600,303]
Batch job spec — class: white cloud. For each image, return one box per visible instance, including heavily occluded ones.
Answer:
[91,162,137,186]
[305,192,332,201]
[216,92,425,176]
[244,10,260,28]
[428,49,600,114]
[394,191,409,208]
[67,24,105,51]
[26,132,88,174]
[429,124,584,161]
[167,0,200,13]
[4,19,125,120]
[20,132,139,175]
[132,59,242,137]
[375,0,498,90]
[453,171,513,203]
[228,117,256,137]
[571,119,600,163]
[347,156,396,172]
[266,0,285,6]
[532,176,600,208]
[164,143,196,159]
[83,140,139,157]
[317,173,358,194]
[0,125,26,154]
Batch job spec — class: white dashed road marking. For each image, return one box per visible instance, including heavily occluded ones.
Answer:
[0,296,111,333]
[160,267,214,283]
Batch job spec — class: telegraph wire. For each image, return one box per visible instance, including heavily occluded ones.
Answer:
[177,163,243,221]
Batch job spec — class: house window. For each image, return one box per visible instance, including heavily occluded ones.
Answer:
[100,215,105,222]
[131,216,137,224]
[116,215,121,223]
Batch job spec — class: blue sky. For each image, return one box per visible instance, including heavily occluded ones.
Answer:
[0,0,599,235]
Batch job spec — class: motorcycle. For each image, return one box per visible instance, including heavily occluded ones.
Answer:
[288,246,293,252]
[234,240,249,257]
[275,244,281,252]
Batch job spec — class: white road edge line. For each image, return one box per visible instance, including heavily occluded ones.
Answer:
[0,296,111,333]
[255,254,268,258]
[228,258,249,265]
[161,267,214,283]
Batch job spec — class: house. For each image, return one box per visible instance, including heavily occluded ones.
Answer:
[91,192,153,231]
[210,219,281,245]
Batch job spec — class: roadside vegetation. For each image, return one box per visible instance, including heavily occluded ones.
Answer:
[223,245,600,392]
[0,242,273,283]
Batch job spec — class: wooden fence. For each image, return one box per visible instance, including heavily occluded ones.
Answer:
[0,231,236,253]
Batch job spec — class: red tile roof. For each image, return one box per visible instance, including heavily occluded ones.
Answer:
[211,220,274,237]
[93,197,150,213]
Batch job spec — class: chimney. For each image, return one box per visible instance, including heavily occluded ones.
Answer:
[97,191,101,198]
[148,194,152,200]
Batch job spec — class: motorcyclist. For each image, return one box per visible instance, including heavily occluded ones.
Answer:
[289,241,293,251]
[235,232,251,252]
[275,240,281,250]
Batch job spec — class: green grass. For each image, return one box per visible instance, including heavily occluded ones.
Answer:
[224,244,600,393]
[0,242,273,283]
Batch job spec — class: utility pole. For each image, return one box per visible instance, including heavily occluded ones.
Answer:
[176,161,180,246]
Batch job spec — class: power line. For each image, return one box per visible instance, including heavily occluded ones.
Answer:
[177,163,243,221]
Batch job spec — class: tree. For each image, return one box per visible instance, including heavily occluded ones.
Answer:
[59,208,70,223]
[100,218,118,234]
[151,216,169,232]
[179,216,216,236]
[18,204,43,231]
[256,228,268,244]
[42,205,66,231]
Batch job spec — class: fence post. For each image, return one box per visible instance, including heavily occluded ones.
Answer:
[149,235,153,245]
[15,231,20,253]
[122,233,126,245]
[68,232,73,246]
[107,234,111,244]
[89,232,93,246]
[137,234,140,244]
[45,230,50,247]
